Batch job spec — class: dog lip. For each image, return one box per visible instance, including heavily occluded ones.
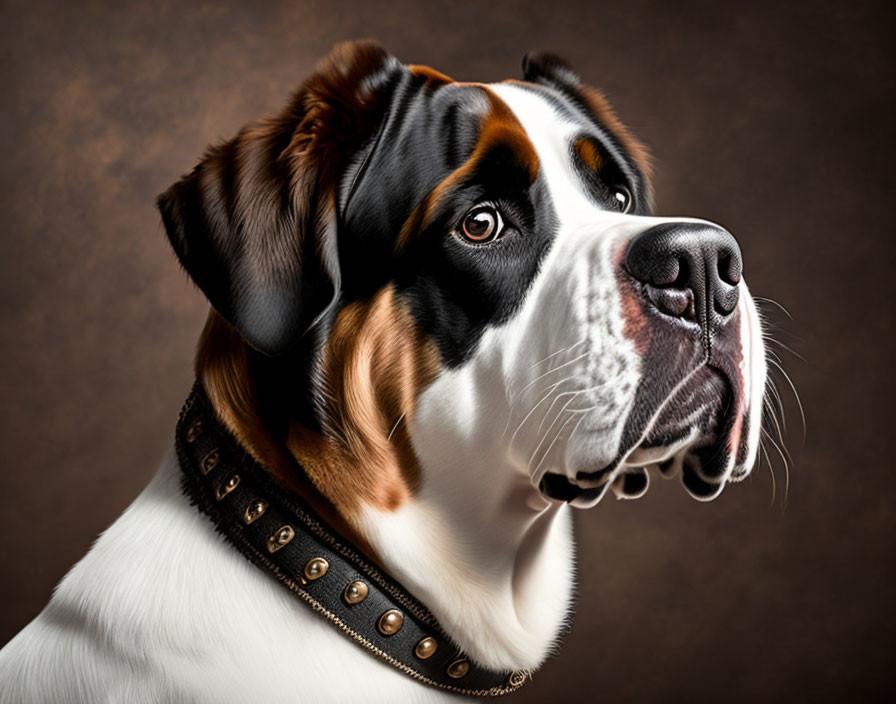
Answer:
[611,467,650,499]
[681,455,725,500]
[538,472,607,504]
[574,462,616,484]
[572,428,694,489]
[538,463,659,505]
[727,462,750,482]
[540,446,732,506]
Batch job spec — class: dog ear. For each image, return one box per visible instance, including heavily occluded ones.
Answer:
[158,40,402,356]
[521,51,582,89]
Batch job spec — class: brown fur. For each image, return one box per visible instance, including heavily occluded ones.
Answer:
[408,64,454,85]
[576,86,654,204]
[298,285,441,513]
[397,86,540,249]
[195,312,383,553]
[196,283,440,521]
[574,137,604,173]
[156,40,404,362]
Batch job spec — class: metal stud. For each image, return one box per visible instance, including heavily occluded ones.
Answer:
[414,636,438,660]
[215,474,239,500]
[446,659,469,679]
[200,448,220,475]
[185,419,201,442]
[508,671,527,687]
[267,525,294,553]
[243,499,267,524]
[377,609,404,636]
[343,580,369,605]
[303,557,329,581]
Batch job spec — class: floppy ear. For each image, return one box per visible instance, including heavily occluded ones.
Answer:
[158,40,402,356]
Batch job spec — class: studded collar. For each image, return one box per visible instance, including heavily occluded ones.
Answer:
[175,384,528,697]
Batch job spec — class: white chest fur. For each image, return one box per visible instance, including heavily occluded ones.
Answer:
[0,450,462,704]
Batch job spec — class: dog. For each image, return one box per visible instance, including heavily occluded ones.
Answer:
[0,40,767,702]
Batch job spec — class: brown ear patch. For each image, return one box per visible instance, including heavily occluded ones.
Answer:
[294,285,441,513]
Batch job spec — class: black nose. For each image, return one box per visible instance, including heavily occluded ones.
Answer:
[624,223,742,328]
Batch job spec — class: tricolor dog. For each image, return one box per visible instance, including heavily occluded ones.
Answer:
[0,41,767,702]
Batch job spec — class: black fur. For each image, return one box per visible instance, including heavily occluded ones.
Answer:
[159,42,650,420]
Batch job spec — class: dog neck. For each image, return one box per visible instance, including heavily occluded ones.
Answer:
[196,311,575,674]
[352,361,575,673]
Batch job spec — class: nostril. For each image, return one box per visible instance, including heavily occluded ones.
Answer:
[638,256,681,288]
[646,286,693,318]
[670,258,690,288]
[715,287,740,316]
[717,253,742,285]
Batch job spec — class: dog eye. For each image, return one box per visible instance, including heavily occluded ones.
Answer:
[611,185,633,214]
[460,205,503,244]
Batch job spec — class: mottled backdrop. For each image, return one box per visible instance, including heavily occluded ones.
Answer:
[1,0,893,701]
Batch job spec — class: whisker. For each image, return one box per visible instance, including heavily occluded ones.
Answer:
[566,409,591,447]
[528,400,572,471]
[530,411,579,480]
[524,338,586,373]
[536,378,617,435]
[761,426,790,503]
[533,391,584,454]
[501,352,575,437]
[764,394,787,453]
[764,381,786,432]
[767,358,806,439]
[509,351,589,405]
[763,336,806,362]
[755,295,799,509]
[507,375,577,447]
[536,387,589,435]
[387,414,405,441]
[754,296,794,320]
[759,438,776,506]
[765,375,785,410]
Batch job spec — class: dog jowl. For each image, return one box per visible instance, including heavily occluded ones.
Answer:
[158,41,767,672]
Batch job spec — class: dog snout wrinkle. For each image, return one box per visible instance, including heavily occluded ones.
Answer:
[624,223,742,347]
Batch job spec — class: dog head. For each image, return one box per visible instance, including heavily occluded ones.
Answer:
[159,41,766,516]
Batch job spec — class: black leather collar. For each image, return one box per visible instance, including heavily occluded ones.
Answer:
[175,384,528,697]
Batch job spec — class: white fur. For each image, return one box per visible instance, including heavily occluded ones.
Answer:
[0,84,766,702]
[738,283,767,474]
[0,450,455,704]
[350,83,768,676]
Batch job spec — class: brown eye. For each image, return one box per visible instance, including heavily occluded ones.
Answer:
[460,205,503,243]
[612,185,633,214]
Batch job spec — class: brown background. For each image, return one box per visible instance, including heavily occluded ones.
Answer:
[1,0,893,701]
